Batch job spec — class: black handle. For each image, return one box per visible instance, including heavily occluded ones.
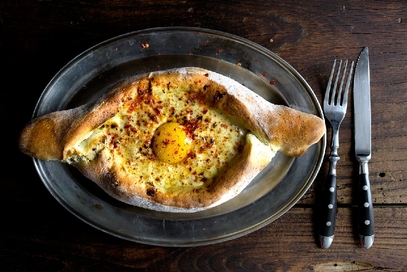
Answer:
[319,174,338,238]
[358,173,374,237]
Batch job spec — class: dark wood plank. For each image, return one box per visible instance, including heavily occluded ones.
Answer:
[2,203,407,271]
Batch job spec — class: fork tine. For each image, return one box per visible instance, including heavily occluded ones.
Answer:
[331,60,343,105]
[341,60,355,106]
[324,59,337,105]
[337,60,348,105]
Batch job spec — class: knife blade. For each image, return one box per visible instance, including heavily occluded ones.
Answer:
[353,46,374,249]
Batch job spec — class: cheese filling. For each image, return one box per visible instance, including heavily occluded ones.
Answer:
[69,77,249,193]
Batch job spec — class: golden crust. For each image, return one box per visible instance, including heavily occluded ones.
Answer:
[74,134,272,211]
[19,67,325,212]
[19,86,125,160]
[199,70,325,157]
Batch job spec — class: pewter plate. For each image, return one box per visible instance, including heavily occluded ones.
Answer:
[33,27,325,246]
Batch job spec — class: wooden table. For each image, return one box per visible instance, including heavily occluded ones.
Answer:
[2,1,407,270]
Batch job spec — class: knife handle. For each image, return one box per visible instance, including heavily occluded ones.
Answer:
[319,173,338,248]
[358,165,374,248]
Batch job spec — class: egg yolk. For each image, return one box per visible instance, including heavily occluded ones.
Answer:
[151,122,193,164]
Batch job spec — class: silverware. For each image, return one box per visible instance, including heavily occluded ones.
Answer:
[319,59,354,249]
[354,46,374,249]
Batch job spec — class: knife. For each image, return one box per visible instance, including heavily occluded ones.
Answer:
[354,46,374,249]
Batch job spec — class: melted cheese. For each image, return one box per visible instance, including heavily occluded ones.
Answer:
[71,77,249,193]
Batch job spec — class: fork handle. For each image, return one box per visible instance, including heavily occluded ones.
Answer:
[319,173,337,248]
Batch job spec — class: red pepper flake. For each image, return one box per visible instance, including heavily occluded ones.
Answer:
[270,79,276,85]
[262,72,267,77]
[163,139,170,145]
[110,133,119,148]
[188,152,196,160]
[185,108,193,115]
[146,187,155,197]
[213,90,226,104]
[124,124,137,134]
[234,142,244,152]
[216,49,222,56]
[183,118,201,138]
[127,100,138,113]
[141,43,149,49]
[149,115,158,123]
[153,107,161,115]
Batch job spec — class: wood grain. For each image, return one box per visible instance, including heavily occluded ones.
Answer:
[3,203,407,271]
[2,0,407,271]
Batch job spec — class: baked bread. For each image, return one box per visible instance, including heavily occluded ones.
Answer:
[19,67,325,212]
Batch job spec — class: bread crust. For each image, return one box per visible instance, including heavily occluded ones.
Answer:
[19,67,325,212]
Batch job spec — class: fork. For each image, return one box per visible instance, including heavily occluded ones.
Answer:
[319,59,354,249]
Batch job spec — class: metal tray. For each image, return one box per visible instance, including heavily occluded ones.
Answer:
[33,27,325,246]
